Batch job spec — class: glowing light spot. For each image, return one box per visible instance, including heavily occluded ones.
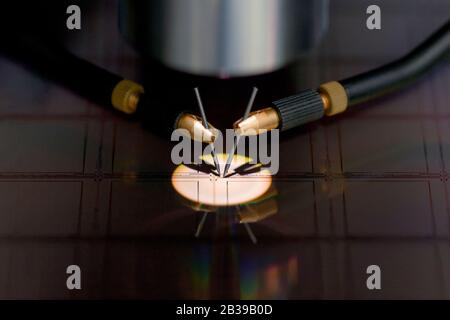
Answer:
[172,154,272,206]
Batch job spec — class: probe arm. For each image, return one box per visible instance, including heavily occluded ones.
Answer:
[235,19,450,135]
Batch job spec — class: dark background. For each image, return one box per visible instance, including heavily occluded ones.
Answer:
[0,0,449,299]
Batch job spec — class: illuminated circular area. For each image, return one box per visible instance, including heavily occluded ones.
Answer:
[172,154,272,207]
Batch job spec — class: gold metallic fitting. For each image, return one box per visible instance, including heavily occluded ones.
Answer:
[237,188,278,223]
[318,81,348,116]
[233,107,280,136]
[111,79,145,114]
[176,113,218,143]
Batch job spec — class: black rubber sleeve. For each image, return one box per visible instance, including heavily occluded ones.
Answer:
[272,89,324,131]
[0,34,187,139]
[341,19,450,107]
[0,34,124,109]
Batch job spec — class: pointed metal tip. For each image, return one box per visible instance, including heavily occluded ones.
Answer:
[212,153,221,175]
[222,163,231,178]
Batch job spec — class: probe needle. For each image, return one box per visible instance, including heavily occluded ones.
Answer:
[194,88,221,174]
[243,222,258,244]
[195,211,208,238]
[222,87,258,177]
[236,206,258,244]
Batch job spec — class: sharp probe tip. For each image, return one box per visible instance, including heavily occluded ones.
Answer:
[222,161,232,177]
